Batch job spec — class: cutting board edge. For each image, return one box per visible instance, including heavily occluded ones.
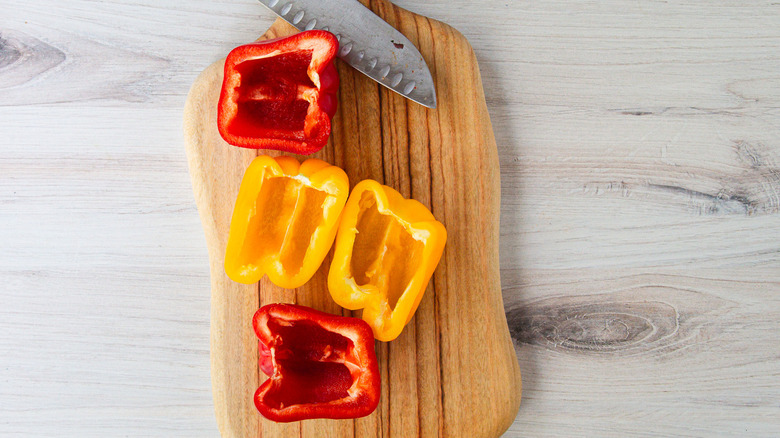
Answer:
[422,13,523,435]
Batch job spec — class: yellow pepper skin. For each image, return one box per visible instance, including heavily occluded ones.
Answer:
[328,180,446,341]
[225,155,349,289]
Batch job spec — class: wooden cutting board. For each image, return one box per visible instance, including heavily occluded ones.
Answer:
[183,1,521,436]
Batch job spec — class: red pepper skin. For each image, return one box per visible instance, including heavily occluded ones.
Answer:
[253,304,380,422]
[218,31,339,155]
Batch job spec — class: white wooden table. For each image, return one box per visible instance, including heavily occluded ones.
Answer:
[2,1,779,436]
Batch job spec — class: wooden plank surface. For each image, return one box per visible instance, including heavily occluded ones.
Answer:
[1,0,779,436]
[183,3,522,434]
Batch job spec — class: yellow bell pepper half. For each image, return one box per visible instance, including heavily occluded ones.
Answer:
[225,155,349,289]
[328,180,447,341]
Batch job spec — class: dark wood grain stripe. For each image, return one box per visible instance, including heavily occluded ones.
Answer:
[580,140,780,216]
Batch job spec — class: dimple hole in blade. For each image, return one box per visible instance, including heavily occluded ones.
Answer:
[340,42,353,56]
[390,73,403,87]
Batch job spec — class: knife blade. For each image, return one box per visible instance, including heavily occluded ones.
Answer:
[257,0,437,108]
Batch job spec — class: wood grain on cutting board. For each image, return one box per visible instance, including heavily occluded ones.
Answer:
[183,1,521,436]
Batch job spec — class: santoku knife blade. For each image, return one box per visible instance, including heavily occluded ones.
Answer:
[257,0,437,108]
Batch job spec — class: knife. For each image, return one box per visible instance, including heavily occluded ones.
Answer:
[257,0,437,108]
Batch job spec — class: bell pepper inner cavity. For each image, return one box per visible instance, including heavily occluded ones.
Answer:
[264,317,356,408]
[238,176,331,277]
[350,190,424,311]
[232,51,315,138]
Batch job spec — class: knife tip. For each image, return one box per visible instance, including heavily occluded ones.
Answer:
[419,93,437,109]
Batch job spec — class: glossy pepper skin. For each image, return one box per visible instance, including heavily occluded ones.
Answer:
[217,30,339,155]
[253,304,381,422]
[328,180,447,342]
[224,155,349,288]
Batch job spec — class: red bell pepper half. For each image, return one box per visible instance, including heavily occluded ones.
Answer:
[217,30,339,155]
[253,304,380,422]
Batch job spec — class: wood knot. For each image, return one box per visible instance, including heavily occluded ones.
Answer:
[555,311,650,349]
[507,282,735,358]
[508,292,684,355]
[0,30,66,91]
[0,34,23,70]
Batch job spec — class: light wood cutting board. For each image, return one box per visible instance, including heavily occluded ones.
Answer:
[183,1,521,436]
